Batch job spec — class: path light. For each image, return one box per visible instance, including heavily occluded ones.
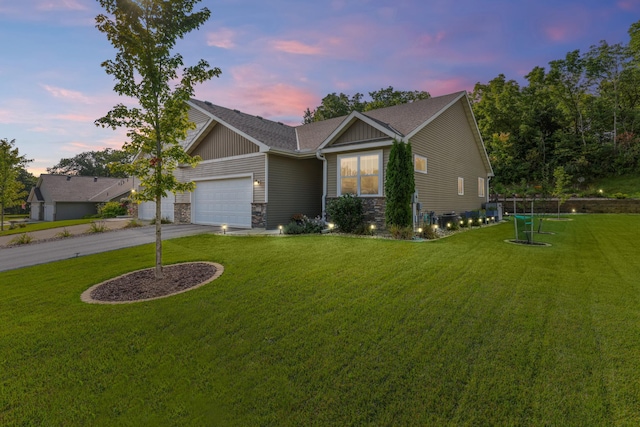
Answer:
[418,227,423,233]
[432,224,438,231]
[328,223,335,230]
[222,224,227,234]
[446,222,451,229]
[459,220,464,225]
[599,189,604,194]
[278,225,283,234]
[370,224,376,231]
[491,216,495,222]
[468,219,473,225]
[571,208,576,213]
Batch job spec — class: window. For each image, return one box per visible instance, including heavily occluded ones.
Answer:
[478,177,485,197]
[458,177,464,195]
[338,151,382,196]
[414,155,427,174]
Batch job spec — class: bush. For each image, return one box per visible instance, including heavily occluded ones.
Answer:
[612,192,628,199]
[89,221,108,233]
[124,219,144,228]
[389,225,413,240]
[9,233,32,245]
[98,201,127,218]
[418,224,439,240]
[150,216,173,224]
[283,215,323,235]
[327,194,364,233]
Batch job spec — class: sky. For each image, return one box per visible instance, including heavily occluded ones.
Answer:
[1,0,639,176]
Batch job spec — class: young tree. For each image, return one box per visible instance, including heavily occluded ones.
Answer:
[385,139,415,228]
[0,139,32,230]
[95,0,221,279]
[552,166,572,219]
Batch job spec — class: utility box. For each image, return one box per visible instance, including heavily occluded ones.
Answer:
[484,202,503,221]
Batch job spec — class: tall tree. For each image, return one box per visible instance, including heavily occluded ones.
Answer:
[384,140,415,228]
[0,139,32,230]
[95,0,220,279]
[47,148,132,177]
[303,87,430,123]
[364,86,430,111]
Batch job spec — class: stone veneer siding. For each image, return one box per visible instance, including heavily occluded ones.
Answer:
[326,197,386,230]
[174,203,191,224]
[130,202,139,219]
[252,203,267,228]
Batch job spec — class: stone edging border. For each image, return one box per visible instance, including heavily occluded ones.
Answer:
[80,261,224,305]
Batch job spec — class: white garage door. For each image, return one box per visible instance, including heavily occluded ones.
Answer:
[138,193,175,222]
[193,178,252,227]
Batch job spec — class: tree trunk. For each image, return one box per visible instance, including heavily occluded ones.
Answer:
[155,192,163,280]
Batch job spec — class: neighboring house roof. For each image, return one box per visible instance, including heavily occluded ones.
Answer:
[27,175,134,203]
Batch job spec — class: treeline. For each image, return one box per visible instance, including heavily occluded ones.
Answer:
[471,20,640,194]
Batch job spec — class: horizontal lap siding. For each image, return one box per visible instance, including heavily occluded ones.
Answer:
[191,123,259,160]
[411,99,489,215]
[334,120,386,145]
[177,154,266,204]
[267,155,323,229]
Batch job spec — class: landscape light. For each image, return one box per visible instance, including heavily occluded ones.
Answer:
[446,222,451,229]
[222,224,227,234]
[278,225,283,234]
[418,227,423,233]
[328,223,335,230]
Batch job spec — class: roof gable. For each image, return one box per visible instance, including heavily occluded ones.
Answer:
[188,99,297,153]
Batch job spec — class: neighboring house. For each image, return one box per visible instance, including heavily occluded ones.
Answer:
[139,90,493,229]
[27,174,134,221]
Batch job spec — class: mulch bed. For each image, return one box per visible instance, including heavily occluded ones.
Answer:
[82,262,223,304]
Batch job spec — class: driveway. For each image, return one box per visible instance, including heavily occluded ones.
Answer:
[0,224,220,272]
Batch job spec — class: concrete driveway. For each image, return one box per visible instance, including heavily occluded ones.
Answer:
[0,224,220,272]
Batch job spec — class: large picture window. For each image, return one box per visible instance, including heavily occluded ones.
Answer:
[338,151,382,196]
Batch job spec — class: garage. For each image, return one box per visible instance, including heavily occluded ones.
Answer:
[192,177,252,227]
[138,193,175,222]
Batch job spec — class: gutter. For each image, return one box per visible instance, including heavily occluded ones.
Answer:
[316,150,328,221]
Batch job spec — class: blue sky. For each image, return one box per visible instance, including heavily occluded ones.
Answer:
[1,0,639,175]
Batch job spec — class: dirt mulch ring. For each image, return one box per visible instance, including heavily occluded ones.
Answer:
[81,262,223,304]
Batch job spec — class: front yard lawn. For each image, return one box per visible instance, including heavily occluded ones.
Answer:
[1,215,639,425]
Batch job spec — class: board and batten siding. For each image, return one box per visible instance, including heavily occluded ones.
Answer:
[326,147,391,198]
[411,99,490,215]
[266,154,323,229]
[333,119,386,145]
[190,122,260,161]
[175,154,266,204]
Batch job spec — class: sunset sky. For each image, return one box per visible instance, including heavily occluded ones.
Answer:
[1,0,639,176]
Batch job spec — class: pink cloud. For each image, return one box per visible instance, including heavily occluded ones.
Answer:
[42,84,91,104]
[207,28,237,49]
[52,113,94,122]
[618,0,640,11]
[270,40,325,55]
[420,76,475,97]
[37,0,86,11]
[544,26,570,42]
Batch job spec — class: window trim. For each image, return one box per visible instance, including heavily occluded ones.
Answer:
[337,150,383,197]
[414,154,427,174]
[478,177,485,198]
[458,177,464,196]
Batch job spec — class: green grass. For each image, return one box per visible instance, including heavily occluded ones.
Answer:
[1,215,639,425]
[587,174,640,198]
[0,218,95,236]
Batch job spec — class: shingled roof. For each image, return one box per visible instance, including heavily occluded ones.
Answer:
[189,99,297,151]
[190,91,469,154]
[28,175,134,203]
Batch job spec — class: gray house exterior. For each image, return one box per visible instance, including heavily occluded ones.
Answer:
[142,91,493,230]
[28,175,134,221]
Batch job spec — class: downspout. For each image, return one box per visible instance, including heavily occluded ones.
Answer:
[316,150,327,221]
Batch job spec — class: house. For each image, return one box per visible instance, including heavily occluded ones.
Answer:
[139,91,493,229]
[27,174,135,221]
